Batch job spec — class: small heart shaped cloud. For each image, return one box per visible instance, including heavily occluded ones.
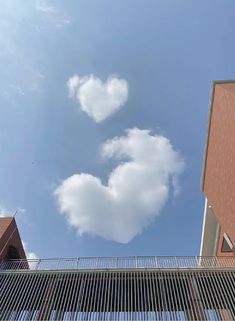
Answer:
[67,74,128,122]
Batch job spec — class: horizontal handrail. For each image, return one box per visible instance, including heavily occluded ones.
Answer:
[1,256,235,271]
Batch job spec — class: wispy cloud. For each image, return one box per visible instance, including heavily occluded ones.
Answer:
[0,205,26,217]
[10,84,25,96]
[67,74,128,122]
[35,0,71,28]
[55,19,71,28]
[0,205,9,217]
[29,72,45,93]
[1,84,25,104]
[35,0,57,15]
[55,128,185,243]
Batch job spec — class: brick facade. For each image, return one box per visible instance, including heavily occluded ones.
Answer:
[0,217,26,262]
[203,82,235,256]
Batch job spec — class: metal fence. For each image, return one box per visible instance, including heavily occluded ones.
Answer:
[1,256,235,271]
[1,269,235,320]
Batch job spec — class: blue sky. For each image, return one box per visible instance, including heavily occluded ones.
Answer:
[1,0,235,258]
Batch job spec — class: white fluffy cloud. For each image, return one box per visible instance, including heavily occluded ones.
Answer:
[67,74,128,122]
[55,128,184,243]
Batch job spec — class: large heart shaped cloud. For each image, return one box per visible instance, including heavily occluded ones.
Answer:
[54,128,184,243]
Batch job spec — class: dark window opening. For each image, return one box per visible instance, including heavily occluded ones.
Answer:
[6,245,21,260]
[221,233,234,253]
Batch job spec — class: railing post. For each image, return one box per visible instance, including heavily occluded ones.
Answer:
[36,259,41,270]
[155,256,158,268]
[57,258,60,270]
[175,256,178,268]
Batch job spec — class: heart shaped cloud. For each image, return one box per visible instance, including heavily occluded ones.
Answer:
[54,128,184,243]
[67,74,128,122]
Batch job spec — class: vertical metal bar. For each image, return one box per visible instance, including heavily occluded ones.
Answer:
[73,272,84,320]
[80,272,90,321]
[167,271,175,320]
[92,271,99,321]
[62,273,72,319]
[142,270,148,320]
[50,272,64,320]
[0,271,17,318]
[170,271,179,320]
[217,270,235,319]
[224,270,235,318]
[105,271,111,321]
[4,271,26,319]
[129,272,133,321]
[110,272,115,321]
[149,271,157,320]
[159,270,167,320]
[24,271,41,319]
[145,271,151,320]
[17,271,37,320]
[183,272,197,320]
[95,272,103,321]
[176,271,188,320]
[207,271,223,320]
[101,272,108,321]
[39,272,58,320]
[117,271,120,321]
[50,272,63,320]
[188,271,206,320]
[13,272,30,320]
[37,273,54,319]
[0,272,18,320]
[87,270,96,321]
[66,272,78,320]
[113,272,118,321]
[193,271,208,321]
[100,271,106,321]
[84,272,93,321]
[76,272,88,321]
[120,270,124,321]
[197,270,212,319]
[123,271,127,321]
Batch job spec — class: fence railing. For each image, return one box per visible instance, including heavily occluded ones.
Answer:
[1,256,235,271]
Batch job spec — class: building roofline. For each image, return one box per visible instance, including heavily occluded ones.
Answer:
[212,79,235,84]
[201,80,235,191]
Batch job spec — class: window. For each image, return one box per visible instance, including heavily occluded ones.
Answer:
[221,233,234,252]
[6,245,20,259]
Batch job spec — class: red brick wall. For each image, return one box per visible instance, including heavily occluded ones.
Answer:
[203,83,235,256]
[0,217,26,262]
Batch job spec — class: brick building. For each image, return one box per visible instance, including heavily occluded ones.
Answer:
[0,217,26,262]
[200,81,235,257]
